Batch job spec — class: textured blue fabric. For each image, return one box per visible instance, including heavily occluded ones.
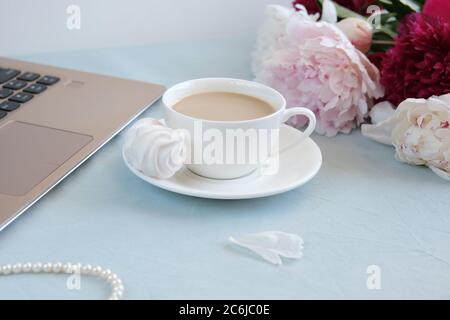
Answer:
[0,38,449,299]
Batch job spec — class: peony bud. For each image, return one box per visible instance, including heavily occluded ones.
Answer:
[337,17,373,53]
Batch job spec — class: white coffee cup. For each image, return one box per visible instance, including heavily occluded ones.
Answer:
[163,78,316,179]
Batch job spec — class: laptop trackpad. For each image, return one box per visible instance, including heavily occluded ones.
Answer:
[0,121,93,196]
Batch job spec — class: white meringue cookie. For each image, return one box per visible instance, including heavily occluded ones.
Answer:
[123,118,187,179]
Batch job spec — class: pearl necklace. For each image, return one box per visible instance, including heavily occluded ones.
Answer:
[0,262,124,300]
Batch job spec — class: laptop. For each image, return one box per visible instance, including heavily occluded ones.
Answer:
[0,57,165,231]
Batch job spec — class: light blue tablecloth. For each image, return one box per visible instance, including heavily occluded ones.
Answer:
[1,37,449,299]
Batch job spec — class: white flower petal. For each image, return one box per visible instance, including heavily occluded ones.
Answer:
[438,93,450,106]
[361,115,398,146]
[436,128,450,142]
[321,0,338,24]
[428,165,450,181]
[229,231,304,265]
[369,101,396,124]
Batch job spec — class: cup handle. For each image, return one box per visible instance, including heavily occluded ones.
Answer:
[279,107,316,153]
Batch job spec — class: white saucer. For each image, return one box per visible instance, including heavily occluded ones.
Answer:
[123,124,322,199]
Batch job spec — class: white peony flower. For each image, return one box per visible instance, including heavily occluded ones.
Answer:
[362,94,450,180]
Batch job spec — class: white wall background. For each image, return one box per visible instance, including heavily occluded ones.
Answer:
[0,0,290,55]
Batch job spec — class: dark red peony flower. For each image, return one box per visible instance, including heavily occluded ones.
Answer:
[380,13,450,106]
[336,0,377,15]
[368,52,386,71]
[292,0,376,15]
[423,0,450,22]
[292,0,321,14]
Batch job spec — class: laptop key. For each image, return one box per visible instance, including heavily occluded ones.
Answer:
[0,88,13,99]
[3,79,27,90]
[0,110,6,119]
[0,101,20,112]
[9,92,33,103]
[24,83,47,94]
[18,72,40,82]
[0,69,20,84]
[37,76,60,85]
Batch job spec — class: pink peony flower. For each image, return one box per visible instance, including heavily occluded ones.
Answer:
[253,5,383,136]
[380,13,450,106]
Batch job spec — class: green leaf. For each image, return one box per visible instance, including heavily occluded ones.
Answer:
[411,0,426,10]
[378,0,395,12]
[369,42,393,53]
[375,0,420,20]
[374,26,398,38]
[399,0,421,11]
[373,32,395,41]
[379,13,396,24]
[318,0,365,19]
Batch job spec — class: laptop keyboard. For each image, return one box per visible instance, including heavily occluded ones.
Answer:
[0,67,60,120]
